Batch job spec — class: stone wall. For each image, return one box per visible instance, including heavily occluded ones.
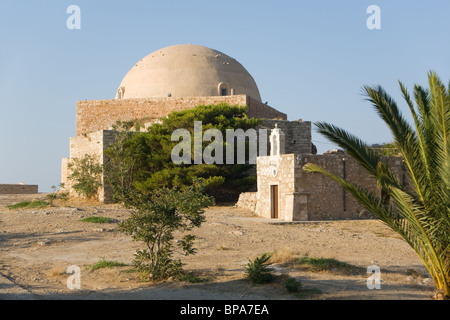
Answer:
[293,154,375,220]
[293,153,404,220]
[0,184,38,194]
[60,158,70,191]
[76,95,287,136]
[255,154,296,220]
[66,93,291,204]
[255,152,405,221]
[235,192,257,213]
[259,119,312,155]
[62,130,118,203]
[245,96,287,121]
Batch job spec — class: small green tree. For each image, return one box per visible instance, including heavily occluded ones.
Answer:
[68,154,103,199]
[245,253,274,284]
[46,185,58,206]
[369,142,401,156]
[46,184,69,206]
[104,121,137,203]
[119,182,214,281]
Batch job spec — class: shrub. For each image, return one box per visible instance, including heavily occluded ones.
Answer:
[7,200,49,210]
[119,183,214,281]
[91,258,126,270]
[46,184,69,206]
[295,257,363,274]
[46,193,58,207]
[104,104,260,204]
[103,124,136,203]
[175,272,210,283]
[282,276,303,293]
[245,253,274,284]
[58,191,70,203]
[67,154,103,199]
[79,216,115,223]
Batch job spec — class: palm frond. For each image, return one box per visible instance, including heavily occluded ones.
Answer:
[305,163,448,290]
[314,122,381,177]
[307,72,450,296]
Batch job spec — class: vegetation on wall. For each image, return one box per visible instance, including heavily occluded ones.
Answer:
[369,142,402,157]
[67,154,103,199]
[104,103,260,203]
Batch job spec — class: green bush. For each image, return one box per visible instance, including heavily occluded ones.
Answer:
[67,154,103,199]
[175,272,210,283]
[7,200,49,210]
[295,257,363,274]
[104,104,260,204]
[119,184,214,281]
[91,258,126,270]
[245,253,274,284]
[282,276,303,293]
[79,216,115,223]
[46,184,69,206]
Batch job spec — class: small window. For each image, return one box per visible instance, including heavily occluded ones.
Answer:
[218,82,229,96]
[117,87,125,99]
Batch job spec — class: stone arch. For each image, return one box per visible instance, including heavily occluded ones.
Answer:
[217,82,229,96]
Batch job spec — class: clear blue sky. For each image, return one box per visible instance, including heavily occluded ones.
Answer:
[1,0,449,192]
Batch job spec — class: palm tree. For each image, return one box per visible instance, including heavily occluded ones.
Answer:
[304,71,450,299]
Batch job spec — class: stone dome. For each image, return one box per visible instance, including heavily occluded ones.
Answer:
[115,44,262,101]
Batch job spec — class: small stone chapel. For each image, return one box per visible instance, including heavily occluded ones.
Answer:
[237,126,405,221]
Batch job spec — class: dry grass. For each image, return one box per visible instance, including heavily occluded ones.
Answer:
[48,265,68,278]
[269,248,303,265]
[53,195,105,207]
[268,248,365,275]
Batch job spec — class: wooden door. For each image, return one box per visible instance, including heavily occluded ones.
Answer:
[271,185,279,219]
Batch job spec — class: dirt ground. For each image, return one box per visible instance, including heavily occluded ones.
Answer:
[0,193,437,300]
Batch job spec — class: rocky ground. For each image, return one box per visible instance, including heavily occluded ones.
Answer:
[0,193,437,300]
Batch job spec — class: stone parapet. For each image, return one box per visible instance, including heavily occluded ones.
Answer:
[76,95,287,136]
[0,184,38,194]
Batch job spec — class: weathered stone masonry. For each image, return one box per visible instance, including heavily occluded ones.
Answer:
[61,130,117,202]
[76,95,286,136]
[259,120,312,155]
[63,95,290,203]
[64,43,401,221]
[0,184,38,194]
[246,152,405,221]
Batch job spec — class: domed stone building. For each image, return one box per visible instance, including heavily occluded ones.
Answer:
[61,44,312,204]
[115,44,262,101]
[61,44,405,221]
